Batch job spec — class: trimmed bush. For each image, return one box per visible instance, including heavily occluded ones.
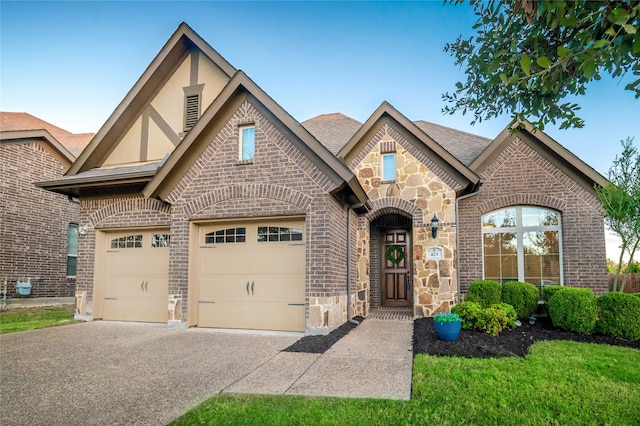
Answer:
[502,281,539,319]
[541,285,566,315]
[548,288,597,333]
[452,301,482,330]
[596,292,640,341]
[466,280,502,308]
[492,302,517,326]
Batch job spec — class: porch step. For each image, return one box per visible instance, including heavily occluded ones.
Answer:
[368,307,413,321]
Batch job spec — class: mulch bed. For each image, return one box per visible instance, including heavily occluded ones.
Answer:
[283,317,363,353]
[283,316,639,358]
[413,316,640,358]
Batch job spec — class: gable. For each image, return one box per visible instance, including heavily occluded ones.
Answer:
[68,23,236,175]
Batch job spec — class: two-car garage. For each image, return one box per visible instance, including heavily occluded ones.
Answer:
[95,218,306,332]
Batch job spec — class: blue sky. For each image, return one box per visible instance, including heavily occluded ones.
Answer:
[2,1,638,258]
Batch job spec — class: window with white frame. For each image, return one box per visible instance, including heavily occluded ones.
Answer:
[382,153,395,181]
[67,224,79,277]
[482,206,562,286]
[239,125,255,161]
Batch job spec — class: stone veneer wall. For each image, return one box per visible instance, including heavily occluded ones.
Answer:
[350,121,461,317]
[458,135,607,295]
[0,141,78,298]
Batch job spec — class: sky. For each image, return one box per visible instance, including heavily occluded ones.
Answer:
[1,1,638,260]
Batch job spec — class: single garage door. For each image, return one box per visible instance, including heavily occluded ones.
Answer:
[102,229,170,322]
[197,218,305,332]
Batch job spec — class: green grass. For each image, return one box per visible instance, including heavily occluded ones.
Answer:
[0,306,78,333]
[171,341,640,425]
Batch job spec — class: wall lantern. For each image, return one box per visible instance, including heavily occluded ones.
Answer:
[430,214,439,239]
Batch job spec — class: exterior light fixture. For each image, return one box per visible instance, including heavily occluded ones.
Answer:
[431,214,439,239]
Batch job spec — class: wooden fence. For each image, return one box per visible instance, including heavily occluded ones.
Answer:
[608,273,640,293]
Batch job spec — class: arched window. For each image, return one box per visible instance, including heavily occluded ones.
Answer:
[482,206,563,285]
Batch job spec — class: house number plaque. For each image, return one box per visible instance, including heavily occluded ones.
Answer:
[426,247,443,260]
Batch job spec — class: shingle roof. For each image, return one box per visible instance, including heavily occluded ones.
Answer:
[302,112,491,166]
[0,112,93,156]
[301,113,362,155]
[414,120,492,166]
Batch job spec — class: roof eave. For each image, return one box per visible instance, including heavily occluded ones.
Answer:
[1,129,76,163]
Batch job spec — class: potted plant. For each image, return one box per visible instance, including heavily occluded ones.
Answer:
[433,312,462,341]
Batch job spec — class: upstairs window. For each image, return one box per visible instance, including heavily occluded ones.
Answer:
[382,153,396,181]
[240,125,255,161]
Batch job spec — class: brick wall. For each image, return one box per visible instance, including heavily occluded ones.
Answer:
[458,135,607,295]
[0,141,78,298]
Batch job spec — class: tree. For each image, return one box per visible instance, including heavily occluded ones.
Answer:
[595,138,640,291]
[443,0,640,130]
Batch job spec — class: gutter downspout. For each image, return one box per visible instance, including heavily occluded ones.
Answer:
[455,181,484,303]
[347,203,365,325]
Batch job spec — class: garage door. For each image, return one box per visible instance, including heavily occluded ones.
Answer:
[197,219,305,332]
[101,229,169,322]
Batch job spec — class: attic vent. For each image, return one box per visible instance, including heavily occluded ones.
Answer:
[184,94,200,131]
[380,140,396,153]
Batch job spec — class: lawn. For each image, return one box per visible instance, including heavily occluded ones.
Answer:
[0,306,78,333]
[171,340,640,425]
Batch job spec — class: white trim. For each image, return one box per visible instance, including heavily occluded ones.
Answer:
[238,124,255,161]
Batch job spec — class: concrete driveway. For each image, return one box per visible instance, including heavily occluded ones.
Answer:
[0,322,299,426]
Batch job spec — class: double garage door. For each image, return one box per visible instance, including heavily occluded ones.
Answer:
[196,219,306,332]
[99,218,305,332]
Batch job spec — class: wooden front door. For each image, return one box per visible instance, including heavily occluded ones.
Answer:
[382,229,411,307]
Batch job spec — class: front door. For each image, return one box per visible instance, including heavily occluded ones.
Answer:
[382,229,411,307]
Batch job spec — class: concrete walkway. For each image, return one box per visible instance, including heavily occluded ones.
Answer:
[225,318,414,400]
[0,318,413,425]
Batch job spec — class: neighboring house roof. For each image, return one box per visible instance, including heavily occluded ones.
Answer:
[338,101,481,193]
[413,120,492,166]
[471,119,608,194]
[0,112,93,157]
[302,113,362,155]
[67,22,237,176]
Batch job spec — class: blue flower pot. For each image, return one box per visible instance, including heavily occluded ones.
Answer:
[434,319,462,341]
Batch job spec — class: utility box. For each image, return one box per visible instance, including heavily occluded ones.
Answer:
[15,280,32,296]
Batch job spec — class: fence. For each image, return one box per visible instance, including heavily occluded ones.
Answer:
[608,273,640,293]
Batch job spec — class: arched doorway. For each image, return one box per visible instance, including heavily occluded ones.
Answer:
[369,213,412,309]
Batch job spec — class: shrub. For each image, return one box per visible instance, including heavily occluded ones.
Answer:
[541,285,566,314]
[548,288,597,333]
[452,301,515,336]
[452,301,482,330]
[502,281,539,319]
[466,280,502,308]
[596,292,640,341]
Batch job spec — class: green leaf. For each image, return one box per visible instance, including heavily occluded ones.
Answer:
[583,59,597,79]
[624,24,636,35]
[605,27,617,37]
[499,72,508,82]
[557,46,571,57]
[609,7,629,25]
[593,39,609,49]
[633,34,640,54]
[520,54,531,75]
[508,75,519,84]
[536,56,551,68]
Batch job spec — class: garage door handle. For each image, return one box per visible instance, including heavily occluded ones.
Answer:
[246,281,250,295]
[251,281,255,296]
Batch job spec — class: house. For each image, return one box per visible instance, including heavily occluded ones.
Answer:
[37,23,608,333]
[0,112,92,298]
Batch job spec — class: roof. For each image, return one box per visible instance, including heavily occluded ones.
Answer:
[67,22,237,176]
[302,113,362,155]
[0,112,93,156]
[302,112,492,166]
[413,120,491,166]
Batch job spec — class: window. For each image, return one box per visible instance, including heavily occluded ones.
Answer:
[151,234,170,248]
[482,206,562,285]
[382,153,395,181]
[205,228,246,244]
[110,235,143,249]
[257,227,303,242]
[67,224,79,277]
[240,126,255,161]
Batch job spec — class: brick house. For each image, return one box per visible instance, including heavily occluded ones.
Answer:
[1,112,92,298]
[39,23,608,333]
